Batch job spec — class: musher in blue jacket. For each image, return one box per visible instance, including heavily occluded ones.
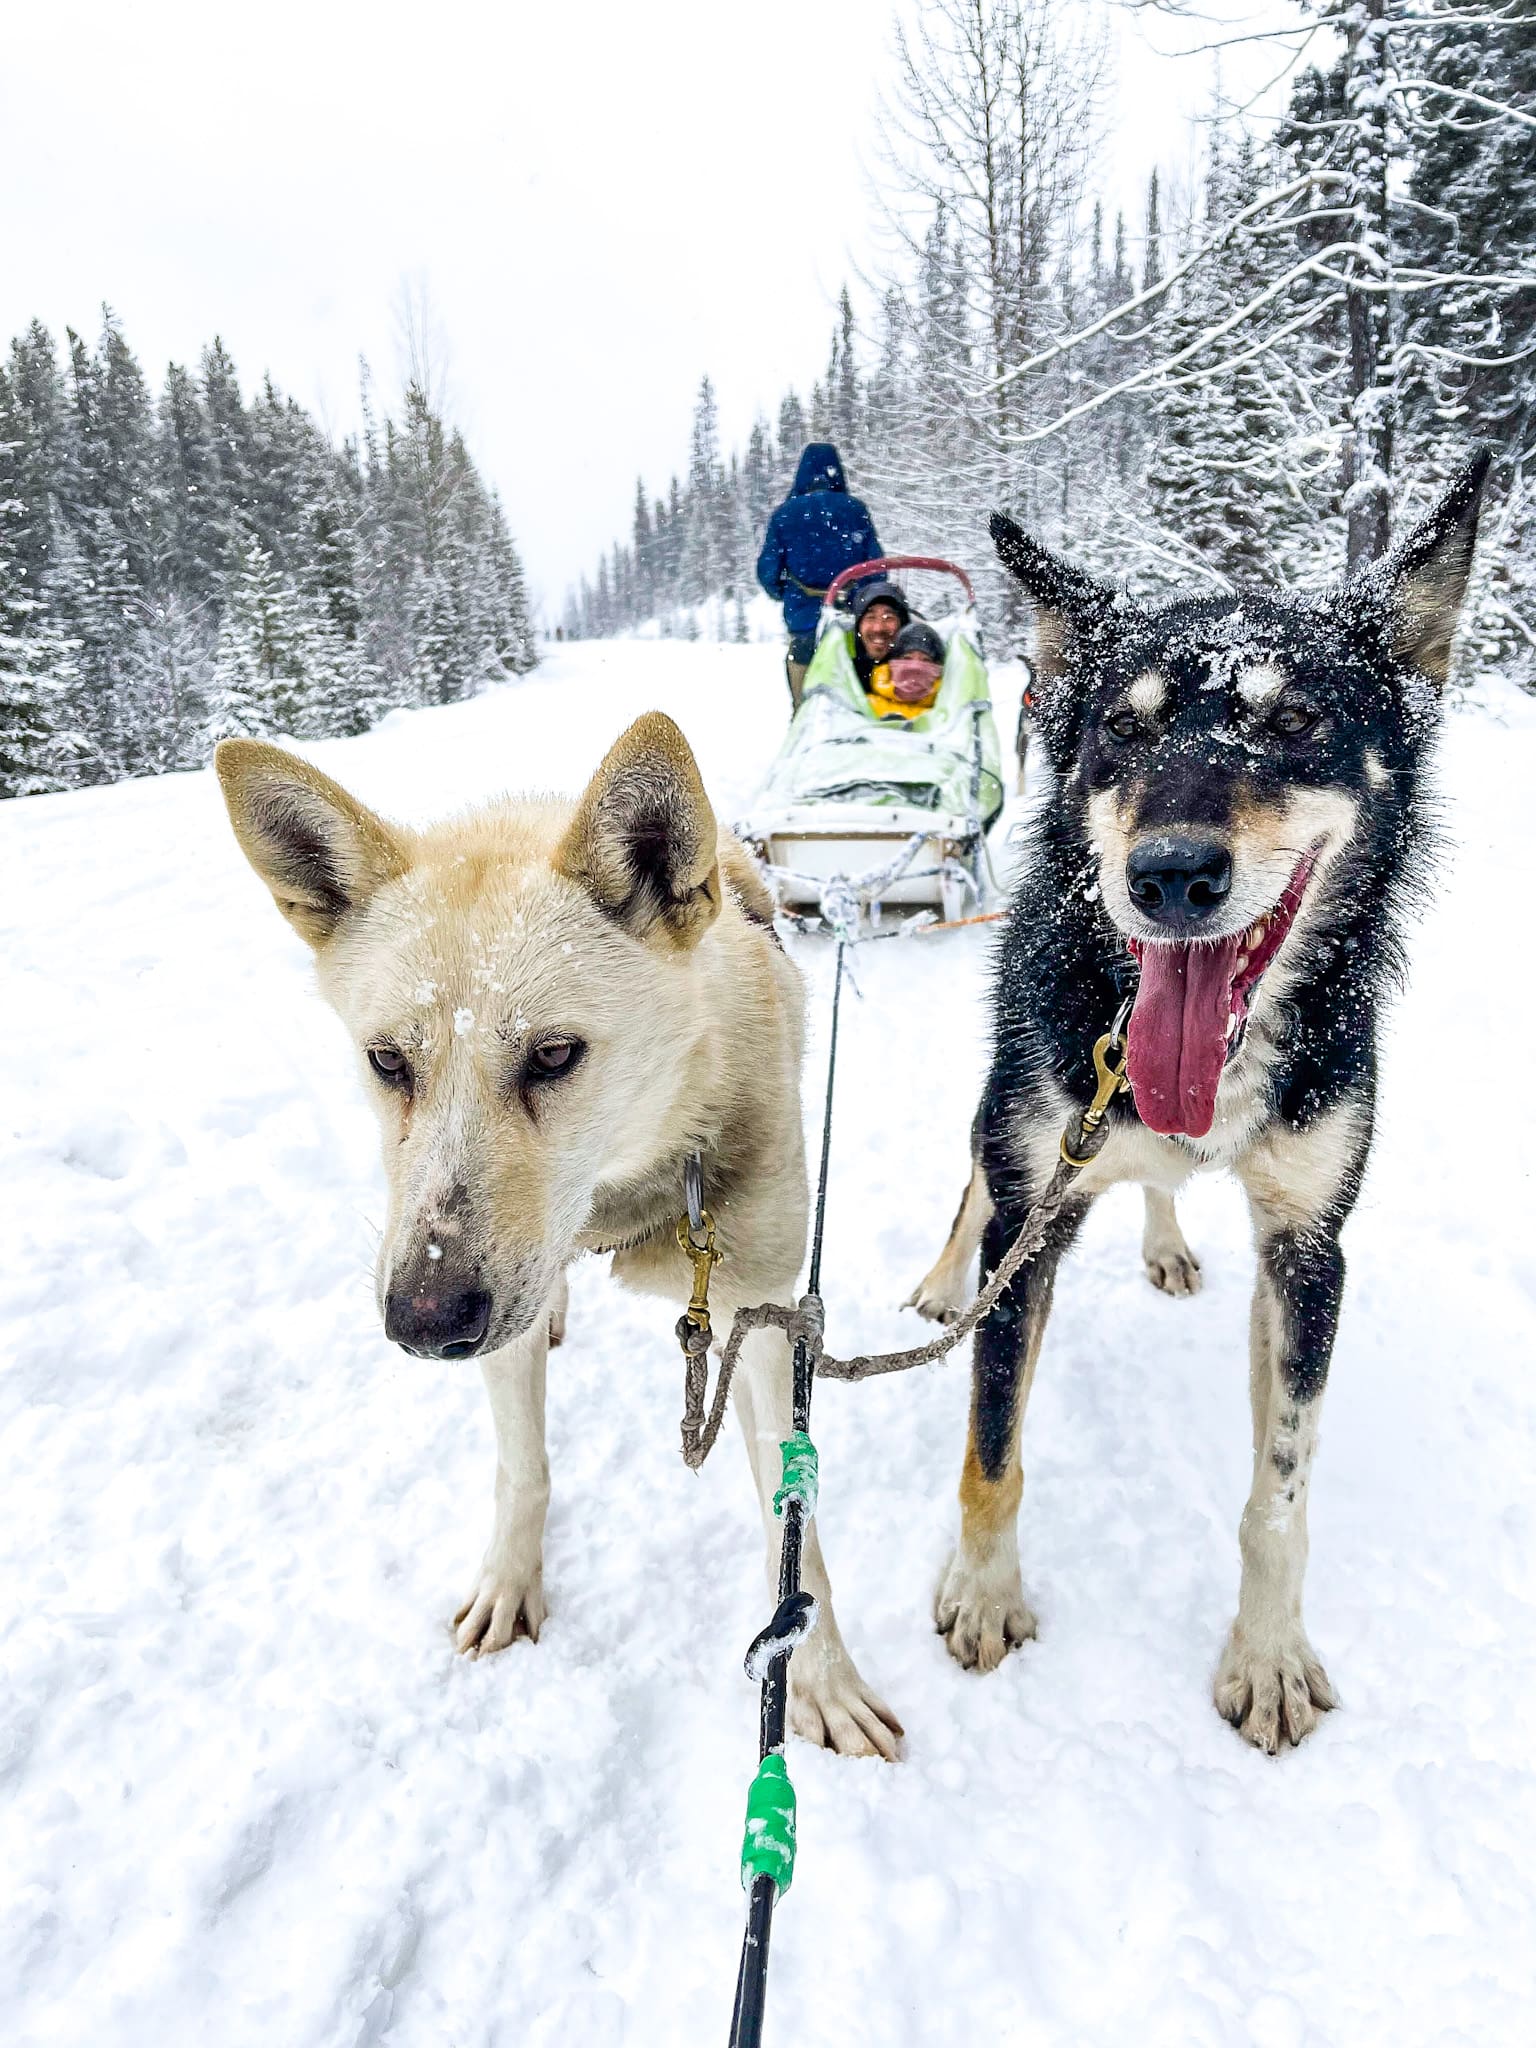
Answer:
[756,442,882,708]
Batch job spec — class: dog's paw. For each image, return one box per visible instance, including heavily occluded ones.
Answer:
[789,1642,904,1761]
[1143,1244,1203,1296]
[934,1550,1037,1673]
[1214,1626,1336,1752]
[453,1557,547,1657]
[903,1274,965,1325]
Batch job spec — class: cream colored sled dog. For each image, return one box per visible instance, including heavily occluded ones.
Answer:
[215,714,900,1758]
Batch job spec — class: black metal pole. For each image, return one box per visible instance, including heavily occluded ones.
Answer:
[729,1871,779,2040]
[726,944,846,2047]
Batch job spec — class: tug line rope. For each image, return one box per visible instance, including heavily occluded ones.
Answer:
[678,929,1132,2048]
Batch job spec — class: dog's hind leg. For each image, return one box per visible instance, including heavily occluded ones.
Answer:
[727,1300,904,1760]
[1141,1187,1202,1297]
[454,1315,551,1656]
[936,1192,1087,1673]
[905,1156,993,1324]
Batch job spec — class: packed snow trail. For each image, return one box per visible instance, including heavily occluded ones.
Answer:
[2,642,1533,2047]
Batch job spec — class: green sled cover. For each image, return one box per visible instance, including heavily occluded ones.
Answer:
[760,617,1003,823]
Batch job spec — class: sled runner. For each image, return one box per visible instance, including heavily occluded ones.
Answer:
[737,557,1005,932]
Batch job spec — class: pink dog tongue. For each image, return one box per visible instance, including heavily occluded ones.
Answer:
[1126,935,1244,1138]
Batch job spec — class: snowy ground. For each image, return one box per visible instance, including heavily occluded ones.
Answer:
[3,641,1534,2048]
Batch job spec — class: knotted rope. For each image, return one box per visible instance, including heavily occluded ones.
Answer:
[679,1118,1104,1471]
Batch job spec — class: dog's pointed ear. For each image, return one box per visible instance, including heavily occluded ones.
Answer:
[556,713,722,949]
[990,512,1120,679]
[214,739,409,948]
[1358,449,1490,688]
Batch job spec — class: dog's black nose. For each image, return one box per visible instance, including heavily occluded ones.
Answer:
[1126,836,1233,927]
[385,1286,493,1360]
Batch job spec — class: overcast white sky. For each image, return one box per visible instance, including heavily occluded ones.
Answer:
[0,0,1309,622]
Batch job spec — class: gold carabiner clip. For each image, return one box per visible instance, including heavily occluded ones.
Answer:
[677,1210,722,1335]
[1060,1002,1132,1168]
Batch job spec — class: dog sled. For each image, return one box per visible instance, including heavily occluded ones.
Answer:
[737,556,1005,934]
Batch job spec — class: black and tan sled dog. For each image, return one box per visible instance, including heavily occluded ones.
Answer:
[911,453,1489,1751]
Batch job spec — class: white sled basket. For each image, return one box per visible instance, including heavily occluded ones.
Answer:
[744,800,1001,931]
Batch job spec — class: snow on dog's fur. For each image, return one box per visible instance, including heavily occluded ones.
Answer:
[216,713,901,1758]
[913,455,1489,1751]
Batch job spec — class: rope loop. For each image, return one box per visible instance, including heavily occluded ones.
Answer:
[787,1292,825,1353]
[678,1108,1116,1467]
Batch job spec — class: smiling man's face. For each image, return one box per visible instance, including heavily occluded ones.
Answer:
[858,602,903,662]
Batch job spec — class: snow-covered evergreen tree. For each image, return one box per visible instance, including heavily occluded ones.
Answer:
[0,509,84,796]
[135,590,210,772]
[775,392,806,484]
[207,537,309,740]
[680,377,727,606]
[1397,7,1536,684]
[1147,134,1320,588]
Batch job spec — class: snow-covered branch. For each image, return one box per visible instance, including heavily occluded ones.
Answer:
[1390,78,1536,129]
[1002,292,1347,449]
[990,172,1348,393]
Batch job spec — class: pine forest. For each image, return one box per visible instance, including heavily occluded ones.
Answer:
[0,319,537,800]
[566,1,1535,694]
[4,0,1532,808]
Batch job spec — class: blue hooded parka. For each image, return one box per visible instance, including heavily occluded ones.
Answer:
[756,444,882,637]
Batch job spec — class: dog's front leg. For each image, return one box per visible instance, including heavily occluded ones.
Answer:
[1214,1232,1341,1750]
[936,1194,1086,1672]
[454,1315,551,1655]
[728,1310,904,1760]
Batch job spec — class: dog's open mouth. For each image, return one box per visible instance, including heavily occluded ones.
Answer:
[1124,851,1316,1139]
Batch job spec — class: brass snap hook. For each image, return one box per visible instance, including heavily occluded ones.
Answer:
[677,1210,722,1332]
[1059,1000,1134,1168]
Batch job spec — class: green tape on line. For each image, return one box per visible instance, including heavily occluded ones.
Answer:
[773,1432,819,1521]
[740,1753,797,1896]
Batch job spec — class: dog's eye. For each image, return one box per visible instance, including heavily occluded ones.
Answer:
[1271,702,1320,737]
[527,1037,584,1081]
[368,1044,412,1091]
[1105,709,1139,741]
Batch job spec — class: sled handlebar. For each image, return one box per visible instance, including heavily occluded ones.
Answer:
[823,556,976,609]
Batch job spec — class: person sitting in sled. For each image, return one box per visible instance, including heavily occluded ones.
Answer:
[756,443,882,710]
[866,619,946,721]
[849,580,911,704]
